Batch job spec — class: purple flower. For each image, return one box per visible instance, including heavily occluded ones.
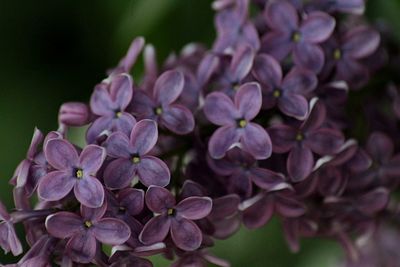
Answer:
[58,102,90,127]
[87,73,136,144]
[139,186,212,251]
[45,204,131,263]
[108,37,145,76]
[269,101,344,182]
[37,139,106,208]
[261,1,335,73]
[204,82,272,159]
[104,119,170,189]
[252,54,317,119]
[0,201,22,256]
[129,70,195,135]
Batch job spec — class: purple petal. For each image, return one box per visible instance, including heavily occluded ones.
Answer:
[119,188,145,215]
[301,100,326,132]
[74,176,105,208]
[265,1,298,32]
[45,212,83,239]
[208,126,240,159]
[268,124,297,153]
[197,54,219,87]
[366,132,393,162]
[139,215,171,245]
[79,145,106,174]
[243,195,274,229]
[81,203,107,222]
[229,44,254,81]
[252,54,282,88]
[235,82,262,121]
[66,232,97,264]
[204,92,237,126]
[241,123,272,160]
[306,128,344,155]
[86,116,113,144]
[27,128,44,160]
[281,67,317,94]
[137,156,170,187]
[109,74,133,110]
[45,139,79,170]
[343,27,380,59]
[287,146,314,182]
[170,218,202,251]
[278,93,309,120]
[336,59,369,89]
[113,112,137,137]
[228,171,253,198]
[275,195,306,217]
[293,42,325,73]
[260,31,293,61]
[90,85,114,116]
[154,70,184,105]
[356,188,389,216]
[38,171,75,202]
[94,218,131,245]
[176,197,212,220]
[209,194,240,220]
[105,132,132,158]
[130,90,156,118]
[104,158,136,189]
[145,186,175,213]
[122,37,145,72]
[250,168,288,191]
[161,104,195,135]
[300,12,335,43]
[130,119,158,155]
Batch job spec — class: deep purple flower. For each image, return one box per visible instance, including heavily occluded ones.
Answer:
[87,73,136,144]
[204,82,272,159]
[252,54,317,119]
[45,204,131,263]
[261,1,335,73]
[130,70,195,135]
[269,101,344,182]
[104,119,170,189]
[139,186,212,251]
[0,201,22,256]
[38,139,106,208]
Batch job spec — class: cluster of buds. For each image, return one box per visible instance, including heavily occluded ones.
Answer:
[2,0,400,266]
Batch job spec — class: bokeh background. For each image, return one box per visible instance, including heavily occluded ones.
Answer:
[0,0,399,266]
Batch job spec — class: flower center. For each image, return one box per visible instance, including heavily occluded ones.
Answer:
[273,89,281,98]
[167,208,176,216]
[333,48,342,60]
[84,220,93,228]
[132,155,141,164]
[292,32,302,43]
[115,111,123,118]
[296,132,304,141]
[232,83,240,91]
[155,107,163,115]
[75,169,84,179]
[237,119,247,128]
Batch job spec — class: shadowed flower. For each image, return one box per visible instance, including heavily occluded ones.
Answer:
[45,204,130,263]
[139,186,212,251]
[204,82,272,159]
[104,119,170,189]
[87,73,136,144]
[261,1,335,73]
[172,249,230,267]
[252,54,317,119]
[38,139,106,208]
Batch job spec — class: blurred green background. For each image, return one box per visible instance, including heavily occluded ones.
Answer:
[0,0,398,266]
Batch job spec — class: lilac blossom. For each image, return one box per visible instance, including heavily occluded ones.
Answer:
[0,201,22,256]
[104,119,170,189]
[261,1,335,73]
[37,138,106,208]
[204,82,272,159]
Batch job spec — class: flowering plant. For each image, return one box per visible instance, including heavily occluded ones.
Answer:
[2,0,400,266]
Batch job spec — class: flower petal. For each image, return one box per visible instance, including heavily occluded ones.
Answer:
[229,44,254,81]
[105,132,132,158]
[209,194,240,220]
[94,218,131,245]
[281,67,317,94]
[113,112,137,137]
[74,176,105,208]
[139,215,171,245]
[356,188,389,216]
[176,197,212,220]
[66,232,97,264]
[293,42,325,73]
[154,70,184,105]
[343,26,380,59]
[171,218,202,251]
[268,124,297,153]
[145,186,175,213]
[81,203,107,222]
[45,212,83,239]
[265,1,298,32]
[336,59,369,89]
[235,82,262,121]
[38,171,75,202]
[79,145,106,174]
[86,116,113,144]
[275,195,306,217]
[119,188,145,216]
[137,156,170,187]
[208,126,240,159]
[260,32,293,61]
[121,37,145,72]
[250,168,288,191]
[243,195,274,229]
[278,93,309,120]
[306,128,344,155]
[204,92,237,126]
[161,104,195,135]
[104,158,136,190]
[241,123,272,160]
[287,146,314,182]
[252,54,282,88]
[45,139,79,170]
[109,74,133,110]
[90,85,114,116]
[130,119,158,155]
[300,12,335,43]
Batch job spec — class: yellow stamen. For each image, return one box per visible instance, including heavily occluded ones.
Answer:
[116,111,123,118]
[167,208,175,216]
[238,119,247,128]
[333,49,342,60]
[273,90,281,98]
[292,32,301,43]
[296,133,304,141]
[132,156,141,164]
[76,169,83,178]
[155,107,163,115]
[84,220,92,228]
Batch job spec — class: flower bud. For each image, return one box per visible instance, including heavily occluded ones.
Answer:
[58,102,90,126]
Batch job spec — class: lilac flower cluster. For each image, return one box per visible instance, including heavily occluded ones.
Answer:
[2,0,400,266]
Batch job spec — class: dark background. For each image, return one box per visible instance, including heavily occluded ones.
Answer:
[0,0,398,266]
